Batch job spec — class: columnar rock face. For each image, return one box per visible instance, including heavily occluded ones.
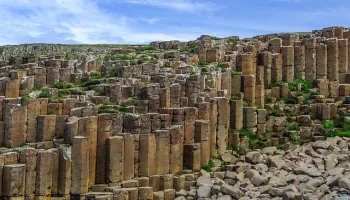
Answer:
[107,136,124,183]
[338,39,348,83]
[71,136,89,195]
[281,46,294,83]
[4,103,27,148]
[316,44,328,79]
[0,26,350,200]
[271,53,282,83]
[326,38,339,81]
[294,45,305,79]
[304,38,317,82]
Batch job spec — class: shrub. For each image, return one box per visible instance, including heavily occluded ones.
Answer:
[37,91,52,98]
[185,44,200,53]
[303,93,311,104]
[220,161,228,171]
[201,67,209,73]
[269,81,281,88]
[210,36,220,40]
[21,94,31,101]
[322,120,335,129]
[198,61,210,67]
[288,79,312,92]
[283,97,297,104]
[271,110,280,117]
[288,131,300,145]
[90,72,101,80]
[239,129,256,149]
[202,160,214,172]
[98,105,120,114]
[286,122,299,131]
[53,81,74,89]
[228,39,238,47]
[82,79,102,87]
[118,107,129,113]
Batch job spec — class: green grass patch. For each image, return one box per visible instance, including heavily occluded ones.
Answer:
[21,94,31,101]
[201,67,209,73]
[53,81,74,89]
[202,160,214,172]
[287,131,300,145]
[185,43,200,53]
[231,70,241,75]
[228,39,238,47]
[286,122,299,131]
[37,91,52,98]
[271,110,280,117]
[288,79,312,92]
[140,45,154,51]
[229,95,240,103]
[198,61,210,67]
[239,129,256,149]
[283,97,297,104]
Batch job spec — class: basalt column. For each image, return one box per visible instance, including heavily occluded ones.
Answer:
[237,53,254,75]
[304,38,317,82]
[194,120,210,166]
[78,116,98,187]
[338,39,348,83]
[316,44,328,79]
[259,51,272,87]
[96,114,113,184]
[281,46,295,83]
[216,97,229,155]
[71,136,89,195]
[271,54,282,83]
[326,38,339,81]
[294,45,305,79]
[185,76,200,107]
[243,75,256,105]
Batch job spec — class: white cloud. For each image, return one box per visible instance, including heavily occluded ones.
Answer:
[123,0,221,13]
[0,0,197,45]
[140,17,159,24]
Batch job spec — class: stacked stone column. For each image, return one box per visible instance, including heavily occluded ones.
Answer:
[185,76,200,107]
[216,97,228,155]
[71,136,89,195]
[281,46,295,83]
[271,54,282,83]
[242,75,256,105]
[154,130,170,175]
[326,38,339,81]
[259,52,272,87]
[304,38,317,82]
[96,114,113,184]
[316,44,328,79]
[4,103,27,148]
[194,120,210,166]
[139,134,156,177]
[338,39,348,83]
[3,164,26,199]
[294,44,305,79]
[243,107,257,133]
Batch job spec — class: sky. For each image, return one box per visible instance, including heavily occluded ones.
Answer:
[0,0,349,45]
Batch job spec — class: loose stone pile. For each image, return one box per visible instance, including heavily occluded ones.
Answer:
[179,137,350,200]
[0,26,349,200]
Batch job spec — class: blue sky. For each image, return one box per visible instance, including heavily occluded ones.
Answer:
[0,0,349,45]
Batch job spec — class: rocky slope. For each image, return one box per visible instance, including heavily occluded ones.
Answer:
[176,137,350,200]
